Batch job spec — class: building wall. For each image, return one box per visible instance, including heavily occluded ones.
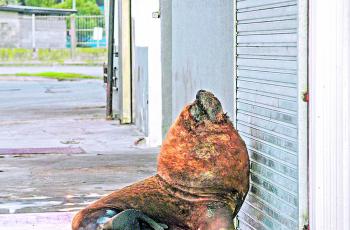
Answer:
[0,11,20,48]
[33,16,67,48]
[133,47,149,135]
[19,15,67,49]
[160,0,172,138]
[309,0,350,229]
[0,12,67,49]
[128,0,235,144]
[132,0,162,146]
[171,0,234,121]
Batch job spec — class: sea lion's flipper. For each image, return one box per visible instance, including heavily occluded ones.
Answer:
[136,209,168,230]
[100,209,167,230]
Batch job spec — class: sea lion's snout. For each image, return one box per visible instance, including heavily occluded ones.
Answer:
[190,90,224,123]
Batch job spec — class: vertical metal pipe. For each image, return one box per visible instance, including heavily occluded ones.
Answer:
[106,0,115,119]
[70,14,76,56]
[72,0,76,10]
[31,14,36,50]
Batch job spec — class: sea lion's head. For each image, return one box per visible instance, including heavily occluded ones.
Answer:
[157,90,249,210]
[189,90,225,123]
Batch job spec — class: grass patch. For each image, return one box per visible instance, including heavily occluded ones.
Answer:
[0,72,100,81]
[0,48,107,65]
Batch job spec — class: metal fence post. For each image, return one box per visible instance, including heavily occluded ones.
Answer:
[70,14,77,57]
[31,13,36,50]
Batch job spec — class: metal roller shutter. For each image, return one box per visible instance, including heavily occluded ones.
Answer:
[234,0,307,229]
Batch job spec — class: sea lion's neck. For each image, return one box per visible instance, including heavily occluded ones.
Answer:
[156,174,238,212]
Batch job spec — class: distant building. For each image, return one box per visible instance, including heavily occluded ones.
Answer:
[0,5,76,48]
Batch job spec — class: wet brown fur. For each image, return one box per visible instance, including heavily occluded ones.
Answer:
[72,92,250,230]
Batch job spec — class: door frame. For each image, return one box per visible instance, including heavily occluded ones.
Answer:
[297,0,309,228]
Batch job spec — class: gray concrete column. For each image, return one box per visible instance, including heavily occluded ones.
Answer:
[161,0,172,138]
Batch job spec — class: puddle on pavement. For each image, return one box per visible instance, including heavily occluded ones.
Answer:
[0,193,106,214]
[0,200,62,214]
[0,89,21,92]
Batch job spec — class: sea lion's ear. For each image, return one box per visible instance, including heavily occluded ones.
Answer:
[190,90,224,123]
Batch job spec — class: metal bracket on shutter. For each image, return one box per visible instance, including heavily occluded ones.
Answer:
[152,11,160,18]
[303,91,309,102]
[233,217,240,229]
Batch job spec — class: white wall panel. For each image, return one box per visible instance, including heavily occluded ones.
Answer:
[131,0,162,146]
[309,0,350,229]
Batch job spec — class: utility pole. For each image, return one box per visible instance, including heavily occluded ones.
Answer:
[106,0,115,119]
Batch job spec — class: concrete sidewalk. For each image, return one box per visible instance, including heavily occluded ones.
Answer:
[0,78,149,153]
[0,77,159,228]
[0,212,75,230]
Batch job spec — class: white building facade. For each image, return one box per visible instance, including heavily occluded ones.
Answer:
[115,0,350,229]
[309,0,350,229]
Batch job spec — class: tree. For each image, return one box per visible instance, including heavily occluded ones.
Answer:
[96,0,104,6]
[55,0,101,15]
[1,0,20,4]
[25,0,56,7]
[24,0,101,15]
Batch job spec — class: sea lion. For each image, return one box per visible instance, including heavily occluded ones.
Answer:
[72,90,250,230]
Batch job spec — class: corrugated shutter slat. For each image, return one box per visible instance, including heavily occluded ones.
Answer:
[235,0,299,229]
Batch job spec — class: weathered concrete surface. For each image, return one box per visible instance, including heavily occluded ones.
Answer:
[0,78,148,153]
[0,212,75,230]
[0,152,157,213]
[0,77,158,228]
